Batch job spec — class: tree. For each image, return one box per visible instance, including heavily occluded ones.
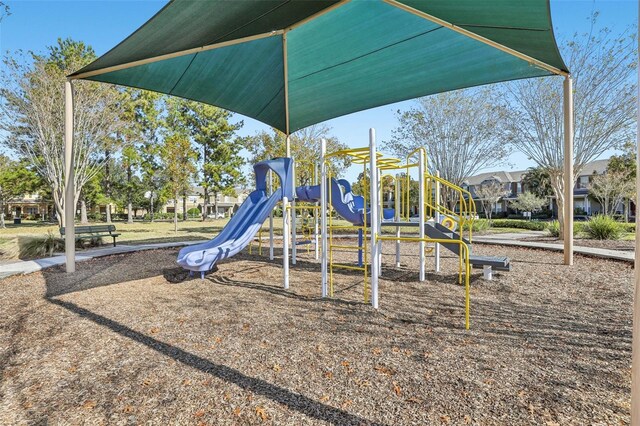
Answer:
[0,156,40,228]
[475,180,510,221]
[590,171,634,216]
[0,1,10,23]
[384,88,510,208]
[509,192,547,217]
[502,18,637,238]
[161,133,197,231]
[117,89,162,223]
[521,167,554,198]
[0,38,121,226]
[167,99,244,220]
[607,142,636,221]
[244,124,351,187]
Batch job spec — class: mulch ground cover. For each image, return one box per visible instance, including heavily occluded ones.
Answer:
[0,240,633,425]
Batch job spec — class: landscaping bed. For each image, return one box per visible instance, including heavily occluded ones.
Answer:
[0,242,632,425]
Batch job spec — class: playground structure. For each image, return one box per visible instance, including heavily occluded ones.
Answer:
[61,0,576,332]
[177,128,511,329]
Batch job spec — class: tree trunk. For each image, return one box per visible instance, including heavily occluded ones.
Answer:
[174,193,178,232]
[127,164,133,224]
[203,187,209,221]
[551,176,566,241]
[150,193,155,223]
[213,191,218,219]
[106,204,112,223]
[80,199,89,224]
[0,200,5,229]
[183,193,187,221]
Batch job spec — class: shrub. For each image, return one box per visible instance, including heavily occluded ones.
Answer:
[18,232,103,258]
[583,215,622,240]
[490,219,547,231]
[547,220,560,237]
[19,232,66,258]
[621,222,636,233]
[462,219,490,233]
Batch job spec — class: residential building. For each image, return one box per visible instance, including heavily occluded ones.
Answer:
[3,193,53,220]
[463,158,629,218]
[163,187,249,218]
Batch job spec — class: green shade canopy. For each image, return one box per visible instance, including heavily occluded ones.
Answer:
[70,0,568,134]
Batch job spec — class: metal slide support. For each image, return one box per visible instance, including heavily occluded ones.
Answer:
[64,80,75,273]
[418,149,425,281]
[395,173,401,267]
[631,26,640,424]
[320,139,328,297]
[283,134,291,289]
[435,170,441,272]
[269,170,274,260]
[291,157,297,265]
[283,193,290,289]
[369,129,380,309]
[563,76,574,265]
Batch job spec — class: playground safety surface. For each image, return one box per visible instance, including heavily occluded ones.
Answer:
[0,241,632,425]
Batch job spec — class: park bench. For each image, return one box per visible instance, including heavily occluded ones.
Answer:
[60,224,121,247]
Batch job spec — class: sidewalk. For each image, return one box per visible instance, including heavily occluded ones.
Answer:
[0,240,207,280]
[474,232,634,262]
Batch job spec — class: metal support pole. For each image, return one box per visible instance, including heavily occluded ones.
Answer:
[358,228,364,267]
[291,157,297,265]
[395,173,401,267]
[269,170,274,260]
[283,194,289,289]
[282,134,292,288]
[563,76,574,265]
[377,168,383,276]
[64,80,75,273]
[320,139,328,297]
[418,149,425,281]
[369,129,379,309]
[435,170,441,273]
[314,162,319,260]
[631,25,640,424]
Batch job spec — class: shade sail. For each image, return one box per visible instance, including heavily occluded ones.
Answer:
[70,0,568,134]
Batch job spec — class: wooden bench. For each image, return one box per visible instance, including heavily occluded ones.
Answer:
[60,225,121,247]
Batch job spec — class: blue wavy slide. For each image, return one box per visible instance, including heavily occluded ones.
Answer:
[177,158,294,275]
[177,160,393,275]
[296,178,395,226]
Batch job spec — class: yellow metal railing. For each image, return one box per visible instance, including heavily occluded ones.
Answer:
[377,234,471,329]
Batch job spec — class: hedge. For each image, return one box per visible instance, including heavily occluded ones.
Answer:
[489,219,548,231]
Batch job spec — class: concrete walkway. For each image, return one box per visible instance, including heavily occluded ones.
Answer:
[474,233,634,262]
[1,232,635,281]
[0,240,207,280]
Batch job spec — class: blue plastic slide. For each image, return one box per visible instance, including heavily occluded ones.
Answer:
[296,178,395,226]
[177,158,294,274]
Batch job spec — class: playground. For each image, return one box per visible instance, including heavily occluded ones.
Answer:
[0,242,632,424]
[0,0,637,424]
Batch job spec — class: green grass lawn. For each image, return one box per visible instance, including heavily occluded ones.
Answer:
[1,219,633,261]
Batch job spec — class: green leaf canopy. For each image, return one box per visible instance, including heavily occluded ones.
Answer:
[70,0,568,134]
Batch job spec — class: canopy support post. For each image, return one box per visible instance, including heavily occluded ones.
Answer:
[64,80,75,273]
[563,76,574,266]
[418,149,425,281]
[320,138,328,297]
[631,28,640,424]
[369,128,379,309]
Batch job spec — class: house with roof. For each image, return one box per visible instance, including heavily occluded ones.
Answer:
[462,158,627,218]
[162,186,249,218]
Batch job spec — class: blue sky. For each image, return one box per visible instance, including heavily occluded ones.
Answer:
[1,0,637,183]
